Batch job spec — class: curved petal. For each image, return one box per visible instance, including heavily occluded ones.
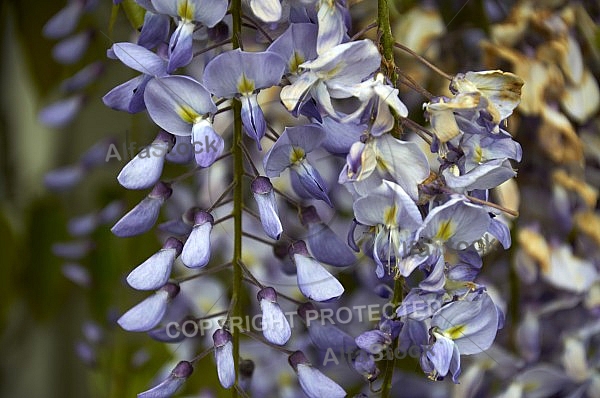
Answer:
[250,0,282,22]
[117,290,170,332]
[127,248,177,290]
[204,49,286,97]
[191,120,224,167]
[112,42,167,76]
[294,254,344,302]
[144,76,216,135]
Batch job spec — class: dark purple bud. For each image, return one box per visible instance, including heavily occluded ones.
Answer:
[297,302,318,324]
[257,286,278,303]
[288,350,310,372]
[238,359,255,391]
[288,240,309,257]
[149,181,173,200]
[299,206,321,226]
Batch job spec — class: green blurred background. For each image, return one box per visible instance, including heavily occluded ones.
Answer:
[0,1,182,397]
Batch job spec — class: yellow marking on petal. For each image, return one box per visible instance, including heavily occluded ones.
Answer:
[290,51,305,74]
[444,324,466,340]
[383,206,397,227]
[177,0,194,22]
[237,74,255,96]
[435,220,455,241]
[178,104,200,124]
[375,156,390,173]
[289,147,305,164]
[473,145,484,163]
[316,63,343,80]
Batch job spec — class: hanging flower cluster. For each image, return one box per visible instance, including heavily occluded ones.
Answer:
[39,0,531,396]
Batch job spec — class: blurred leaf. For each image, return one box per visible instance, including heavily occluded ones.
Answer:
[0,210,20,328]
[20,196,71,320]
[121,0,146,31]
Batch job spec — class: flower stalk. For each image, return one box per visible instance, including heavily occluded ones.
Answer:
[231,0,244,395]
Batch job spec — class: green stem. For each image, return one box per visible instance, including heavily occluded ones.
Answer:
[378,2,403,395]
[380,278,403,398]
[231,0,243,396]
[377,0,396,84]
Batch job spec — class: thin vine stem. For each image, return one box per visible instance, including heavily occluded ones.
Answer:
[393,41,453,81]
[231,0,243,395]
[378,0,405,396]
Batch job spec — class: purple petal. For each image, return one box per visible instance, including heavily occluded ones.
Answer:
[117,141,169,190]
[203,49,286,97]
[316,1,346,55]
[293,253,344,302]
[292,160,332,206]
[356,330,392,354]
[167,21,194,72]
[251,177,283,240]
[102,75,148,113]
[52,31,91,64]
[138,361,193,398]
[44,165,84,191]
[43,2,83,39]
[127,246,179,290]
[111,42,168,76]
[426,334,454,377]
[259,296,291,345]
[296,363,346,398]
[62,263,91,287]
[488,217,512,249]
[39,95,84,128]
[144,76,217,135]
[267,23,318,74]
[306,222,355,267]
[117,290,170,332]
[137,11,171,49]
[151,0,228,27]
[241,94,266,150]
[111,183,172,237]
[61,62,104,92]
[418,198,491,248]
[213,329,235,388]
[181,212,214,268]
[191,120,223,167]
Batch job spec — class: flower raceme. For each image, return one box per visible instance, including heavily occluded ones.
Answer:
[42,0,526,394]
